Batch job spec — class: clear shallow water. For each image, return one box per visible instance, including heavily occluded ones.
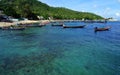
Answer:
[0,21,120,75]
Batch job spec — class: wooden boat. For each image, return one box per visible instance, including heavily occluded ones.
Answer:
[25,25,43,27]
[19,24,43,27]
[96,21,107,23]
[63,25,86,28]
[94,26,111,32]
[51,24,63,26]
[1,26,25,30]
[39,23,46,26]
[51,22,64,26]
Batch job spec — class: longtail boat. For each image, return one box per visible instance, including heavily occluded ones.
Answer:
[18,24,43,27]
[63,25,86,28]
[1,26,25,30]
[94,26,111,32]
[51,24,63,26]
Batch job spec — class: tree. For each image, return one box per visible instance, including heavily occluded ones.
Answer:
[0,0,103,20]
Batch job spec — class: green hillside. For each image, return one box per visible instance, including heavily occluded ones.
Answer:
[0,0,104,20]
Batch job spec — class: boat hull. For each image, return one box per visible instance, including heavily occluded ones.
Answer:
[95,26,111,32]
[1,26,25,30]
[63,25,86,28]
[19,24,43,27]
[51,24,63,26]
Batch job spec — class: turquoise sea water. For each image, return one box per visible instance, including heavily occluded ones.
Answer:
[0,21,120,75]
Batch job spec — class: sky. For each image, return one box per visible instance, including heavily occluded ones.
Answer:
[40,0,120,20]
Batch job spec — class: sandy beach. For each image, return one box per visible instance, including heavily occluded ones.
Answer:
[0,20,50,27]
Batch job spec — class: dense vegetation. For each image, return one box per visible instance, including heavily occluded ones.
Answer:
[0,0,104,20]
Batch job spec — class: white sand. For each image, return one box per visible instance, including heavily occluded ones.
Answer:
[0,20,50,27]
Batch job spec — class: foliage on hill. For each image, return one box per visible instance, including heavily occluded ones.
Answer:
[0,0,104,20]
